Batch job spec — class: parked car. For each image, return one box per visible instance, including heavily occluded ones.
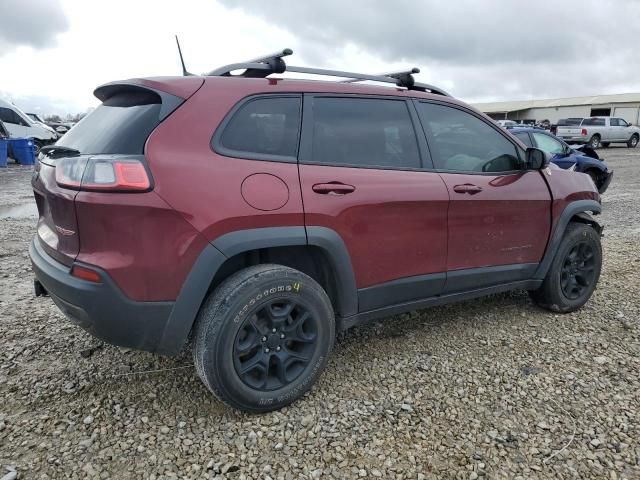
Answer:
[509,127,613,193]
[46,121,72,135]
[0,99,58,151]
[29,51,603,412]
[557,116,640,148]
[550,118,583,136]
[496,119,518,127]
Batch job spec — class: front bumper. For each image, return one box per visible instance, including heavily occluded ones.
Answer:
[29,237,174,353]
[599,169,614,194]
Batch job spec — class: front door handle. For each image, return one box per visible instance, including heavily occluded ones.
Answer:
[453,183,483,195]
[312,182,356,195]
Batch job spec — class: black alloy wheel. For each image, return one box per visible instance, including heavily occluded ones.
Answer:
[233,299,318,391]
[560,242,596,300]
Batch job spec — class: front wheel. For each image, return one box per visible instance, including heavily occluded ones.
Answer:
[529,223,602,312]
[193,264,335,412]
[628,134,639,148]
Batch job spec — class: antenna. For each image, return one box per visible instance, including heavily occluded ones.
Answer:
[175,35,193,76]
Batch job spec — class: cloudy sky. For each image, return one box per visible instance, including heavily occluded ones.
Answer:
[1,0,639,116]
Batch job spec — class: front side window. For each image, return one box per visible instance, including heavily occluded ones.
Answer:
[218,96,301,159]
[309,97,420,169]
[0,107,27,126]
[532,132,565,155]
[615,118,628,127]
[610,118,620,126]
[416,102,521,172]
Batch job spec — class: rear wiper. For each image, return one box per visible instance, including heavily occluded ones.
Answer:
[40,145,81,158]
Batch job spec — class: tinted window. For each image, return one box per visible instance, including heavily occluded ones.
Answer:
[611,118,627,127]
[220,97,300,158]
[416,102,521,172]
[557,118,583,126]
[532,132,564,154]
[57,91,163,154]
[310,98,420,168]
[0,107,27,126]
[582,118,605,126]
[513,132,533,147]
[609,118,619,126]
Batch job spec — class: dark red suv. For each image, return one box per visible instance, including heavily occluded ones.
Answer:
[30,50,603,411]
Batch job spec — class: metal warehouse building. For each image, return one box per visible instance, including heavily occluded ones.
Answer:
[473,93,640,125]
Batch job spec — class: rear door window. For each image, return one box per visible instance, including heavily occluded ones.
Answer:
[57,89,164,154]
[306,97,420,169]
[215,96,301,160]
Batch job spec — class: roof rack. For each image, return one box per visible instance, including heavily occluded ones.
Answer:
[205,49,451,96]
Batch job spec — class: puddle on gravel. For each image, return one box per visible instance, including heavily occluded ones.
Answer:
[0,203,38,219]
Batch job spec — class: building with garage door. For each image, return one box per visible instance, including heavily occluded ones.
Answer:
[474,93,640,125]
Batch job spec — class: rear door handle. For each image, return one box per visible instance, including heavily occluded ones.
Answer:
[453,183,483,194]
[312,182,356,195]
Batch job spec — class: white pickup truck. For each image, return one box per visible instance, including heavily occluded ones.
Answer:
[557,116,640,149]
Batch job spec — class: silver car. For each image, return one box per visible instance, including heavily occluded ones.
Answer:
[557,116,640,148]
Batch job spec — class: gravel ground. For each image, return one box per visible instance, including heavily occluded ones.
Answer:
[1,149,639,480]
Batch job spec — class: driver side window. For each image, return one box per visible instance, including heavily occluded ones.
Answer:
[416,102,521,173]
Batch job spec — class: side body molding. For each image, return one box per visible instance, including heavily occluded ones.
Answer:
[533,199,602,280]
[156,226,358,355]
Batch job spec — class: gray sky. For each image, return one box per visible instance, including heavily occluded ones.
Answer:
[1,0,639,116]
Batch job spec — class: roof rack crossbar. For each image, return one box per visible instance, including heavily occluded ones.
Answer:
[205,48,451,96]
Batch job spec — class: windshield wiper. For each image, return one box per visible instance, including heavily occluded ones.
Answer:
[40,145,81,158]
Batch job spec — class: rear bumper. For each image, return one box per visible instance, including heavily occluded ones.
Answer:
[558,136,587,144]
[29,237,175,354]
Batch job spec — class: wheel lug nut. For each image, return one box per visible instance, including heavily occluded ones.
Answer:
[280,333,285,339]
[272,328,277,333]
[262,336,267,342]
[264,348,270,353]
[276,346,281,351]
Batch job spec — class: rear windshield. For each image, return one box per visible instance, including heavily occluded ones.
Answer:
[557,118,583,126]
[56,90,162,154]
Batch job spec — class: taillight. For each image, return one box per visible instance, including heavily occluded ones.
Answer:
[581,128,587,136]
[56,157,151,192]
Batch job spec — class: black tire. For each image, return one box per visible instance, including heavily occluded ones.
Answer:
[601,142,610,148]
[588,135,601,149]
[33,140,43,155]
[193,264,335,412]
[529,223,602,313]
[628,134,639,148]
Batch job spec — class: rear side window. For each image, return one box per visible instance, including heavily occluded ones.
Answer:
[582,118,605,126]
[416,102,521,173]
[217,96,301,159]
[57,90,163,154]
[558,118,583,126]
[309,97,420,169]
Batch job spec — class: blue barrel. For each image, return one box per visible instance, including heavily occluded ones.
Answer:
[0,138,7,167]
[10,138,36,165]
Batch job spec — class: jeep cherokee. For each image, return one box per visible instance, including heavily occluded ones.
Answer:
[30,49,603,412]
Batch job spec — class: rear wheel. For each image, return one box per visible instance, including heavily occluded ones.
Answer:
[193,264,335,412]
[588,134,601,149]
[628,134,639,148]
[529,223,601,312]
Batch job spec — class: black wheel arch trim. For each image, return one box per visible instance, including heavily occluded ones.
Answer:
[533,199,602,280]
[157,226,358,355]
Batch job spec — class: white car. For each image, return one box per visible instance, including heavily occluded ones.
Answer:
[496,119,518,127]
[0,99,58,151]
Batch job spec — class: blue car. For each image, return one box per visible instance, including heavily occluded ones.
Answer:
[509,127,613,193]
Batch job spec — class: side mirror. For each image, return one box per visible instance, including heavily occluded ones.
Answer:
[526,147,551,170]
